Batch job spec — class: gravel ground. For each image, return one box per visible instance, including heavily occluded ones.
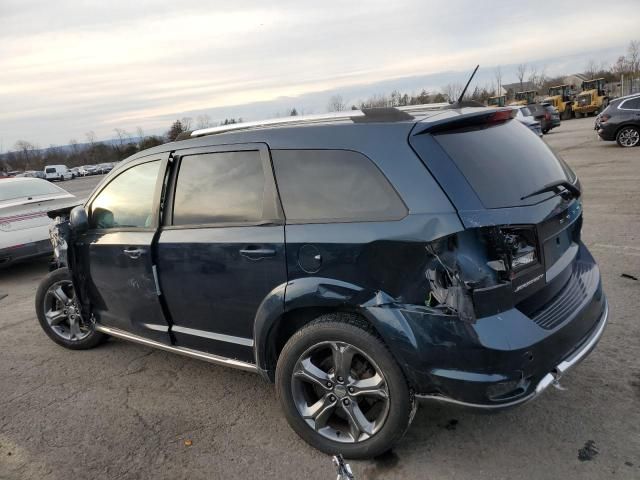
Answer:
[1,118,639,480]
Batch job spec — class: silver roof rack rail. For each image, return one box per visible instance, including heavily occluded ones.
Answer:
[191,110,366,137]
[189,103,450,137]
[397,102,450,112]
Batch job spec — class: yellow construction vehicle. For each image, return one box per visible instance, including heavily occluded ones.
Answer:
[544,84,575,120]
[510,90,537,106]
[487,95,506,107]
[573,78,609,117]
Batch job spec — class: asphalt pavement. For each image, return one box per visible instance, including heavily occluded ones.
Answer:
[0,118,639,479]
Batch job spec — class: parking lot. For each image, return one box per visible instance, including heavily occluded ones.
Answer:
[0,117,639,480]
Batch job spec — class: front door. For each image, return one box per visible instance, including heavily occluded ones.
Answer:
[77,155,171,344]
[156,144,286,363]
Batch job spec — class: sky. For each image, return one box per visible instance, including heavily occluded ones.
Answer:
[1,0,638,149]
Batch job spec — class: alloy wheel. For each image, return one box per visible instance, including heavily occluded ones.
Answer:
[291,341,390,443]
[43,279,92,341]
[618,127,640,147]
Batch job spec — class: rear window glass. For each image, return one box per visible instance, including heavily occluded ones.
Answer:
[172,151,265,225]
[433,120,570,208]
[45,168,56,173]
[272,149,406,223]
[0,179,66,202]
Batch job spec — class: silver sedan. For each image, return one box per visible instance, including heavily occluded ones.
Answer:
[0,177,76,267]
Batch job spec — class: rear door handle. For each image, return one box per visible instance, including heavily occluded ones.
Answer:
[123,248,146,259]
[239,246,276,260]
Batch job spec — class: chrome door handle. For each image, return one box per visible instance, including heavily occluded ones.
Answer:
[123,248,146,259]
[239,247,276,260]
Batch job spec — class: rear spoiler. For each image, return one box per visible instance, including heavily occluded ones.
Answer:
[413,108,516,135]
[47,202,82,219]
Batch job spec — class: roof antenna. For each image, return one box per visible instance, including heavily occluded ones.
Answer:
[457,64,479,103]
[444,65,481,109]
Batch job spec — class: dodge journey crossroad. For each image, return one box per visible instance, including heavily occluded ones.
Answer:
[36,105,608,458]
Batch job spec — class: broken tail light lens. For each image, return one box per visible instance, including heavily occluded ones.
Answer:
[501,227,539,275]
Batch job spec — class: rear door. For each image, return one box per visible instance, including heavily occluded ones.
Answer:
[77,154,171,344]
[156,144,286,363]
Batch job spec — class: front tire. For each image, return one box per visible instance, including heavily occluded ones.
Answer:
[276,313,414,459]
[616,126,640,147]
[35,267,107,350]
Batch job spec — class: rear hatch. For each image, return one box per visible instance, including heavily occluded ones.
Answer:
[409,110,584,312]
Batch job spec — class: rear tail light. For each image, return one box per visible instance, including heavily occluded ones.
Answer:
[484,226,539,279]
[599,114,611,123]
[545,112,551,120]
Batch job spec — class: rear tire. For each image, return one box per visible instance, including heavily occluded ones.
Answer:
[35,267,107,350]
[276,313,414,459]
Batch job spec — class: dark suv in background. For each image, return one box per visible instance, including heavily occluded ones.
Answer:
[36,105,608,458]
[595,93,640,147]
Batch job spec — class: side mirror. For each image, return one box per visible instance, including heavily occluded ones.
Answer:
[70,206,89,233]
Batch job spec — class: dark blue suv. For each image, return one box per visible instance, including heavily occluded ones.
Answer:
[36,106,608,458]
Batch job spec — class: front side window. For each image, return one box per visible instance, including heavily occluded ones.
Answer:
[90,161,160,229]
[172,151,265,225]
[272,149,407,223]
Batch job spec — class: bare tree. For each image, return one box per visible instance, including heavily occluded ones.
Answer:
[14,140,37,169]
[85,131,96,146]
[628,40,640,74]
[494,66,503,96]
[181,117,193,131]
[584,59,599,79]
[196,114,211,129]
[327,94,346,112]
[114,128,129,147]
[442,83,463,102]
[516,63,528,90]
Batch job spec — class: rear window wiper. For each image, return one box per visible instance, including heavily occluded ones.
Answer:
[520,179,581,201]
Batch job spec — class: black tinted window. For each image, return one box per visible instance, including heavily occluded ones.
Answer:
[272,150,406,223]
[90,161,160,229]
[172,151,265,225]
[621,97,640,109]
[434,120,569,208]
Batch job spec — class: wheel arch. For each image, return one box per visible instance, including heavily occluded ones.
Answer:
[253,277,419,384]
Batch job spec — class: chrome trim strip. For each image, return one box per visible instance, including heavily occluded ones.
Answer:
[151,265,161,296]
[417,299,608,409]
[171,325,254,347]
[94,325,258,373]
[141,323,169,332]
[191,111,366,136]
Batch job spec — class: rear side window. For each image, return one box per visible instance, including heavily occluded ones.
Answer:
[620,97,640,110]
[272,149,406,223]
[172,151,265,225]
[433,120,569,208]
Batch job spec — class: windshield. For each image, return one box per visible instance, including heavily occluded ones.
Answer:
[0,179,67,202]
[432,120,570,208]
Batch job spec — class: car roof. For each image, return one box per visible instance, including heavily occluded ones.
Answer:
[115,105,505,171]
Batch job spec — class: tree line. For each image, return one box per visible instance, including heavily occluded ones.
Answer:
[3,40,637,173]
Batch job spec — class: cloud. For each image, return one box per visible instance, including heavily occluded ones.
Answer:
[0,0,637,148]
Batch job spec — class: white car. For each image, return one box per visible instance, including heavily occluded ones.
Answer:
[0,178,76,267]
[44,165,73,181]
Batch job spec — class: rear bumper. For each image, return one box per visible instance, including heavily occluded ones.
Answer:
[417,298,608,409]
[366,243,607,408]
[0,239,51,267]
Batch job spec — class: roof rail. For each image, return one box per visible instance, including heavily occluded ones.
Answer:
[189,102,450,137]
[191,110,365,137]
[397,102,450,112]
